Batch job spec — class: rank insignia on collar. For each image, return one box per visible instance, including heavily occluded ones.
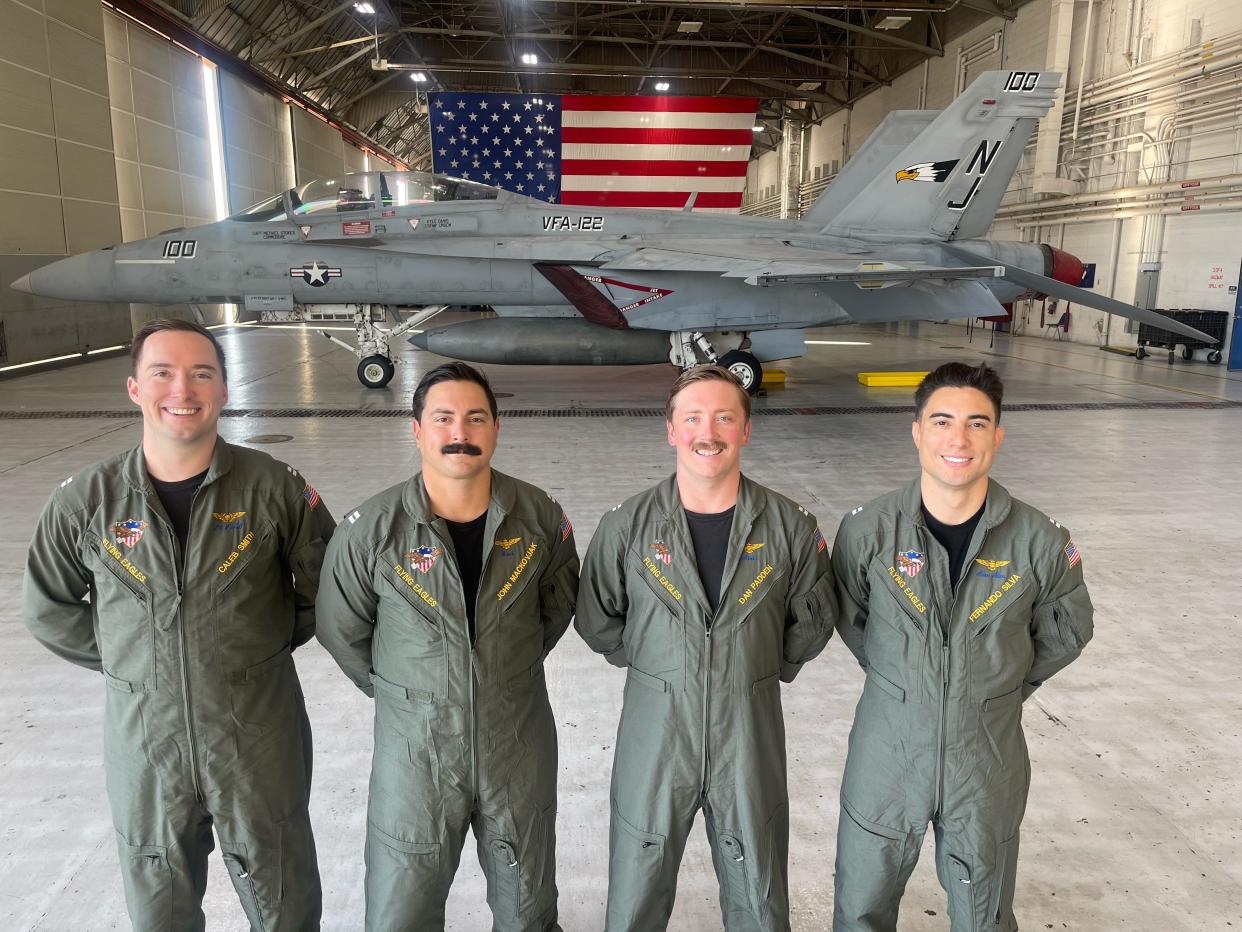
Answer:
[495,537,521,553]
[407,546,443,573]
[975,557,1011,579]
[742,542,765,561]
[897,550,924,577]
[113,519,148,548]
[651,540,672,564]
[213,512,246,531]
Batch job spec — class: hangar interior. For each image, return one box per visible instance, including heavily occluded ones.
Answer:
[2,0,1241,929]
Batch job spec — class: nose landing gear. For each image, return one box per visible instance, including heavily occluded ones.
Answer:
[318,304,449,388]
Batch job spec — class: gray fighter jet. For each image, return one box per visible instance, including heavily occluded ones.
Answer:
[13,70,1213,391]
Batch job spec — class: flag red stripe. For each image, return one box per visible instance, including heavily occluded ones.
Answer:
[562,95,757,113]
[562,159,749,177]
[561,126,755,146]
[559,191,744,208]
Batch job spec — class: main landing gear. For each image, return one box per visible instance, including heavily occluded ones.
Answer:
[318,304,449,388]
[669,331,763,395]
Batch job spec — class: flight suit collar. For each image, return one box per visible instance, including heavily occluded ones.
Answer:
[121,438,235,495]
[897,476,1013,530]
[401,468,517,524]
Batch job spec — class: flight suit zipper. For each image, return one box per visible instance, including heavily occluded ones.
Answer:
[162,495,204,803]
[700,621,714,797]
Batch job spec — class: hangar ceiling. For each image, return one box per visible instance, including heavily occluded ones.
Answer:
[116,0,1033,166]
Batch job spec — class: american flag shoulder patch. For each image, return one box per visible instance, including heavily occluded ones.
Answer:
[1063,538,1081,568]
[559,511,573,541]
[303,483,320,509]
[813,528,827,553]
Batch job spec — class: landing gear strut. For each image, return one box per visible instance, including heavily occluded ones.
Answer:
[669,330,763,395]
[319,304,448,389]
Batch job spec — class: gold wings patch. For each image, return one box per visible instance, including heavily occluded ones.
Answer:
[213,512,246,523]
[744,543,766,554]
[975,558,1010,572]
[495,537,521,551]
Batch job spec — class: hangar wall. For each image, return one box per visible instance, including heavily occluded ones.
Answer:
[1,3,395,367]
[745,0,1242,354]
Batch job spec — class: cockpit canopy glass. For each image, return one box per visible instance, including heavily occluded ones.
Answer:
[229,171,498,222]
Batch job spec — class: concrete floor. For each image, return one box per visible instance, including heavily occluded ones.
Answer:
[1,320,1240,930]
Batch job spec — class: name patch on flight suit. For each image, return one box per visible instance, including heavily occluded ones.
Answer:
[886,565,927,614]
[393,563,439,608]
[737,563,775,605]
[968,573,1022,622]
[641,556,682,602]
[218,530,257,574]
[101,537,148,584]
[497,541,539,601]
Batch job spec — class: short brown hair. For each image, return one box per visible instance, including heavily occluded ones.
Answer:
[412,361,498,421]
[913,362,1003,422]
[131,319,227,383]
[665,365,750,421]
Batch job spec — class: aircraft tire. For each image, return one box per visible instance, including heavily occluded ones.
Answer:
[1208,350,1222,365]
[1134,346,1147,360]
[358,355,395,389]
[719,350,763,396]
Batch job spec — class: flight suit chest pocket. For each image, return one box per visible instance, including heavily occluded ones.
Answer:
[377,553,451,698]
[84,532,156,690]
[867,555,929,634]
[627,550,684,619]
[494,534,546,613]
[214,519,276,597]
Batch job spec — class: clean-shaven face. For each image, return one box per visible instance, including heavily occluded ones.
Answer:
[667,379,751,483]
[127,330,227,446]
[912,386,1004,492]
[413,380,499,481]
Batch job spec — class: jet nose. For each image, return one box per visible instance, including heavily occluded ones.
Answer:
[10,273,33,294]
[9,253,113,302]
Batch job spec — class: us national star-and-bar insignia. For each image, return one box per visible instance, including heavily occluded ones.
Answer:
[408,546,443,573]
[495,537,521,553]
[651,540,672,564]
[113,518,148,548]
[897,550,925,578]
[975,558,1011,579]
[289,261,342,287]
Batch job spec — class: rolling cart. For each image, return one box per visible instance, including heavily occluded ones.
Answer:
[1135,310,1226,364]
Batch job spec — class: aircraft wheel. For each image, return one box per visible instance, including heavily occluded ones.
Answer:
[358,355,395,389]
[1208,350,1222,365]
[1134,346,1147,360]
[719,350,763,395]
[1182,346,1195,361]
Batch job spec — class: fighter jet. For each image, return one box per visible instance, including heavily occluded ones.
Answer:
[12,70,1214,391]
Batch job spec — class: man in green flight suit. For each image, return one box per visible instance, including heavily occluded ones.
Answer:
[23,319,335,931]
[831,362,1095,931]
[576,365,837,932]
[316,361,579,932]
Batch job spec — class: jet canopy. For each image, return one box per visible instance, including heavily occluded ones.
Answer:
[230,171,498,222]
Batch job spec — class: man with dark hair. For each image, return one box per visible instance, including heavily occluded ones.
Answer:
[23,319,334,930]
[130,318,229,384]
[831,362,1095,931]
[317,361,579,931]
[576,364,837,931]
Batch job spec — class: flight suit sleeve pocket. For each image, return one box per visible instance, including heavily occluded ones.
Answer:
[866,667,906,703]
[626,666,669,693]
[981,685,1023,711]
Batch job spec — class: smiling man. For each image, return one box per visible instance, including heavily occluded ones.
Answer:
[576,364,837,931]
[315,361,579,932]
[830,362,1095,932]
[22,318,335,931]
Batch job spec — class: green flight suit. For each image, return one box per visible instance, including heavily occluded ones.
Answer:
[831,478,1094,932]
[575,475,837,932]
[22,441,335,932]
[315,469,579,932]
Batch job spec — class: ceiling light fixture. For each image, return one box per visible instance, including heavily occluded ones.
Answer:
[410,72,428,82]
[874,15,912,29]
[354,2,375,14]
[677,21,702,33]
[654,81,670,91]
[521,53,538,65]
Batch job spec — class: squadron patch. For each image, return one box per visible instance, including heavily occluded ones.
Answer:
[112,518,148,548]
[896,159,959,183]
[408,546,442,573]
[651,540,672,565]
[1064,539,1081,568]
[742,542,765,561]
[896,550,924,578]
[495,537,522,554]
[975,558,1011,579]
[213,512,246,532]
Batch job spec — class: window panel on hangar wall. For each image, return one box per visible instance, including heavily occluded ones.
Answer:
[219,69,295,215]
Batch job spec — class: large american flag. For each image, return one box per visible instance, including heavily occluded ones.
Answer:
[428,92,757,211]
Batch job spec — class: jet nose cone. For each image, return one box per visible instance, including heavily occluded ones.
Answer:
[10,253,111,302]
[10,273,33,294]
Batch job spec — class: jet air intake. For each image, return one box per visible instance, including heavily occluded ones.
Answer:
[411,318,672,366]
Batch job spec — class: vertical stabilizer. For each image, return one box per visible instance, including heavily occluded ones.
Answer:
[812,70,1061,241]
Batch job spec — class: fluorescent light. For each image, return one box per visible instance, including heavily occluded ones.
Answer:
[875,15,911,29]
[677,21,702,33]
[0,352,81,372]
[805,340,872,346]
[354,2,375,13]
[753,125,764,132]
[520,53,538,65]
[654,81,670,91]
[87,345,126,355]
[410,72,428,82]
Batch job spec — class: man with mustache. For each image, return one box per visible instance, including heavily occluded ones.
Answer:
[575,364,837,931]
[316,361,579,931]
[831,362,1094,931]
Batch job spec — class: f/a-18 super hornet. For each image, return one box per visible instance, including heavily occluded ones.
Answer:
[13,70,1214,391]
